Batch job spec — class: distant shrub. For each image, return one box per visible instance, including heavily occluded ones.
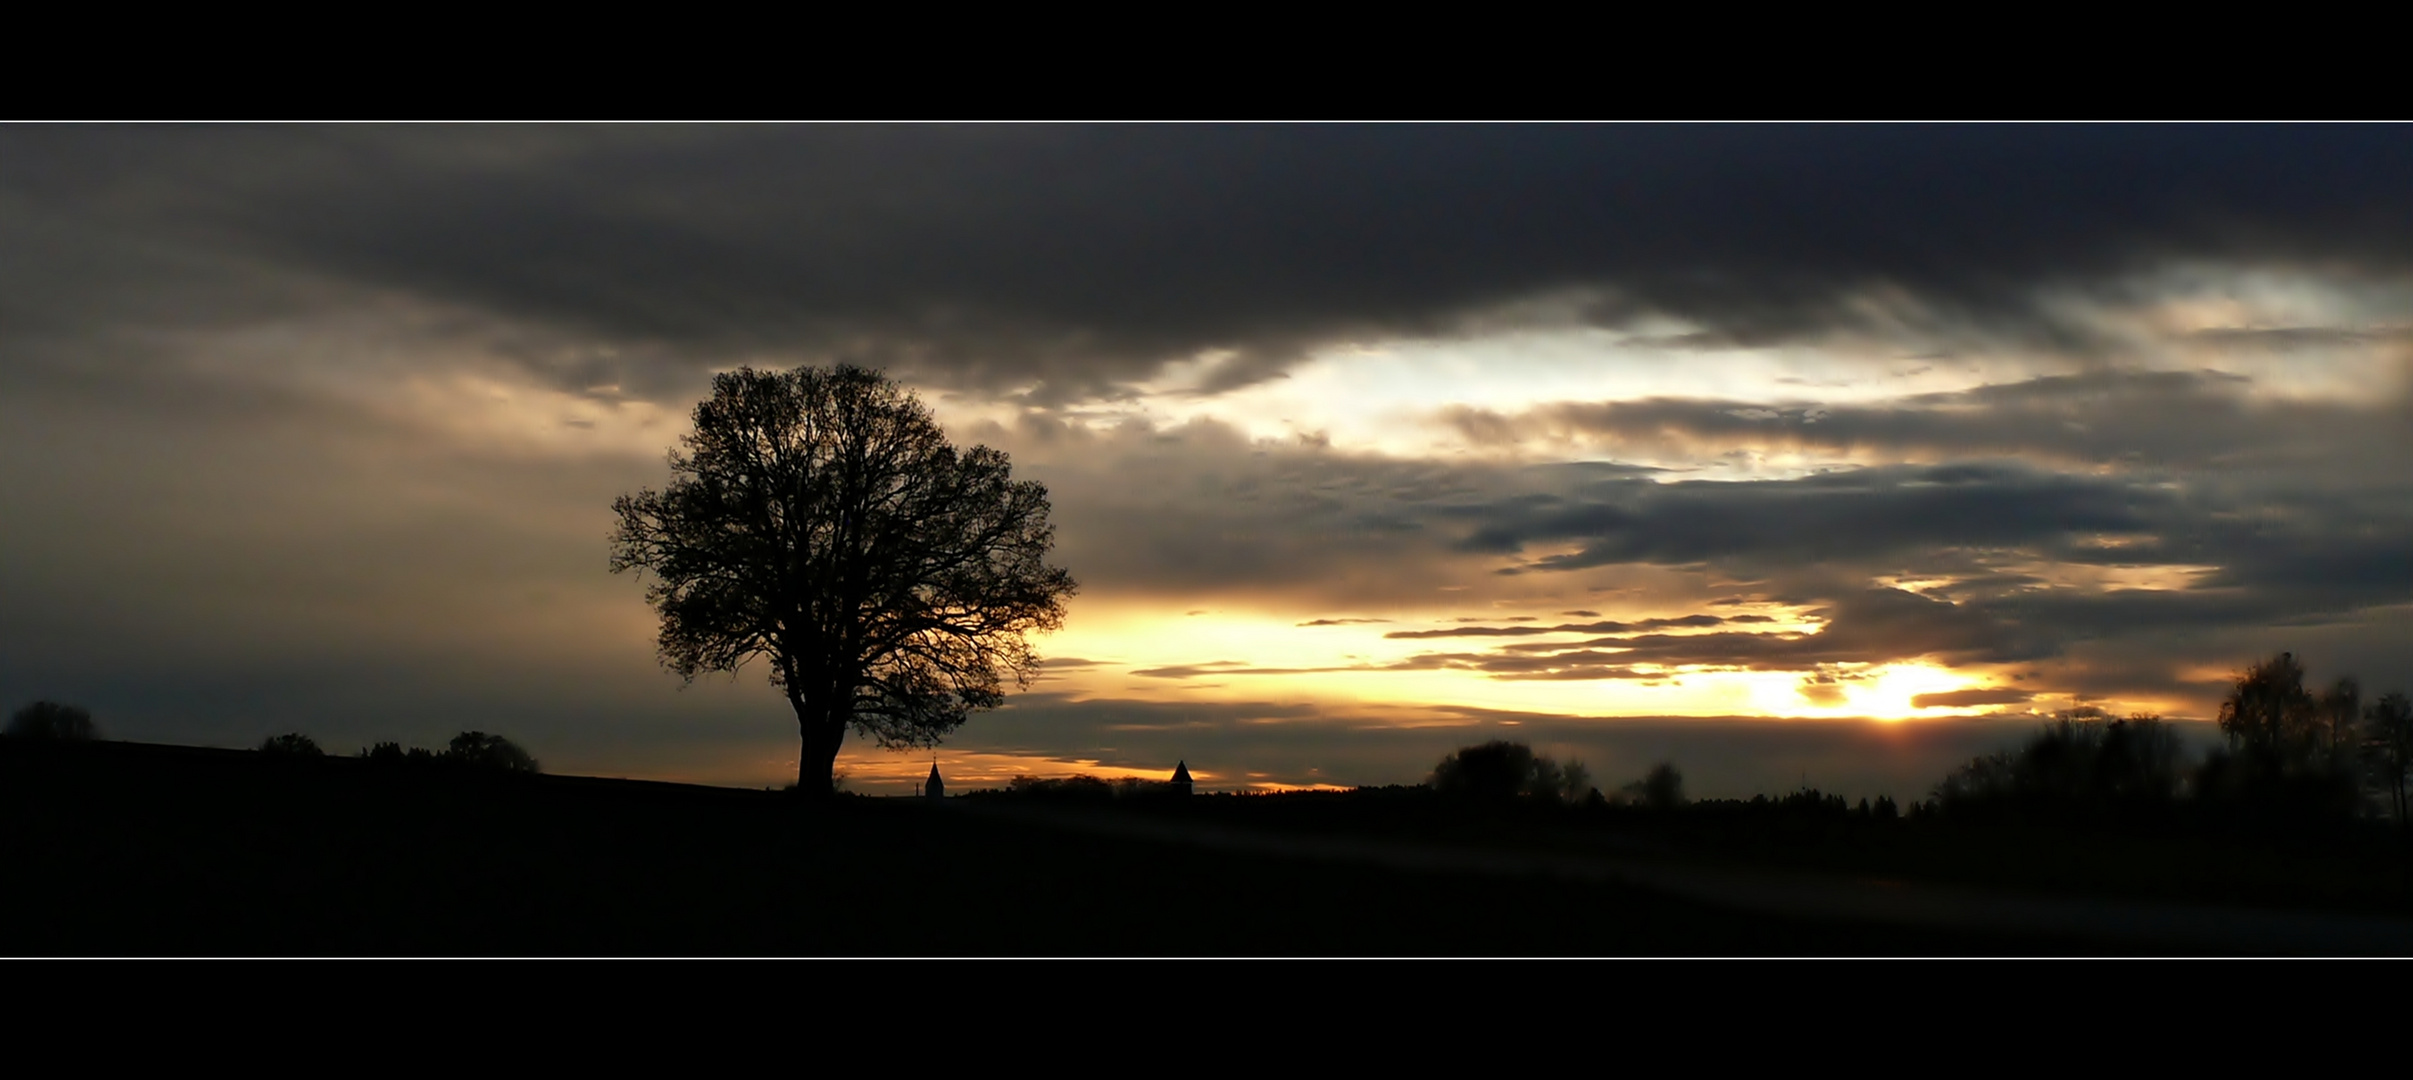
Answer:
[445,731,540,773]
[259,733,325,757]
[7,701,98,741]
[1620,762,1685,810]
[1429,741,1594,804]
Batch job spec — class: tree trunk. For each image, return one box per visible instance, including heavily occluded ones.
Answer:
[788,687,850,798]
[810,720,846,796]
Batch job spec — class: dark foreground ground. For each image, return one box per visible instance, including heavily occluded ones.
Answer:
[8,740,2406,956]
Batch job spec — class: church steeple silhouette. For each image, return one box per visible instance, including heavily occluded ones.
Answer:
[1170,760,1192,797]
[925,760,944,800]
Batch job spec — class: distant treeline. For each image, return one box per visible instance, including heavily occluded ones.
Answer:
[13,650,2401,825]
[4,703,540,775]
[1925,652,2408,826]
[975,775,1185,801]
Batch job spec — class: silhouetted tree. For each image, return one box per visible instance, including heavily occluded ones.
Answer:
[2207,653,2364,818]
[1933,747,2018,806]
[2218,652,2319,765]
[1931,708,2186,815]
[2364,692,2413,825]
[2319,677,2362,764]
[1559,759,1596,804]
[1623,762,1685,810]
[610,365,1075,797]
[2099,714,2188,800]
[445,731,540,773]
[7,701,97,741]
[259,733,324,756]
[1429,741,1583,803]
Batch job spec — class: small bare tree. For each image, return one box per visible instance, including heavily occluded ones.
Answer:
[2364,692,2413,825]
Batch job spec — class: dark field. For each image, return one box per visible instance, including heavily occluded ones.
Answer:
[10,739,2409,956]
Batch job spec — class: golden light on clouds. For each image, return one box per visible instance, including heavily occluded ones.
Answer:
[1033,599,2006,725]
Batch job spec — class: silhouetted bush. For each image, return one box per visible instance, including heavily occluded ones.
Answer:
[445,731,540,773]
[1618,762,1685,810]
[7,701,98,741]
[1429,741,1593,803]
[259,733,324,757]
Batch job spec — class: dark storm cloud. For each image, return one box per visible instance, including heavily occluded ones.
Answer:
[13,126,2413,398]
[1455,461,2167,571]
[984,416,1528,603]
[1432,588,2038,675]
[2186,326,2413,347]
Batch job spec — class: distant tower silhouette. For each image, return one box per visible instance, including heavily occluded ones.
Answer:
[1170,760,1193,797]
[925,761,945,800]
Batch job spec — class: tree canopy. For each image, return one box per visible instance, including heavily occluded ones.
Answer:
[447,731,540,773]
[1930,707,2185,816]
[259,733,325,756]
[611,365,1075,795]
[1428,741,1595,804]
[2218,651,2319,763]
[7,701,97,741]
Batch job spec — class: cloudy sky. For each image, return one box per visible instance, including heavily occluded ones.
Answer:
[5,125,2410,798]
